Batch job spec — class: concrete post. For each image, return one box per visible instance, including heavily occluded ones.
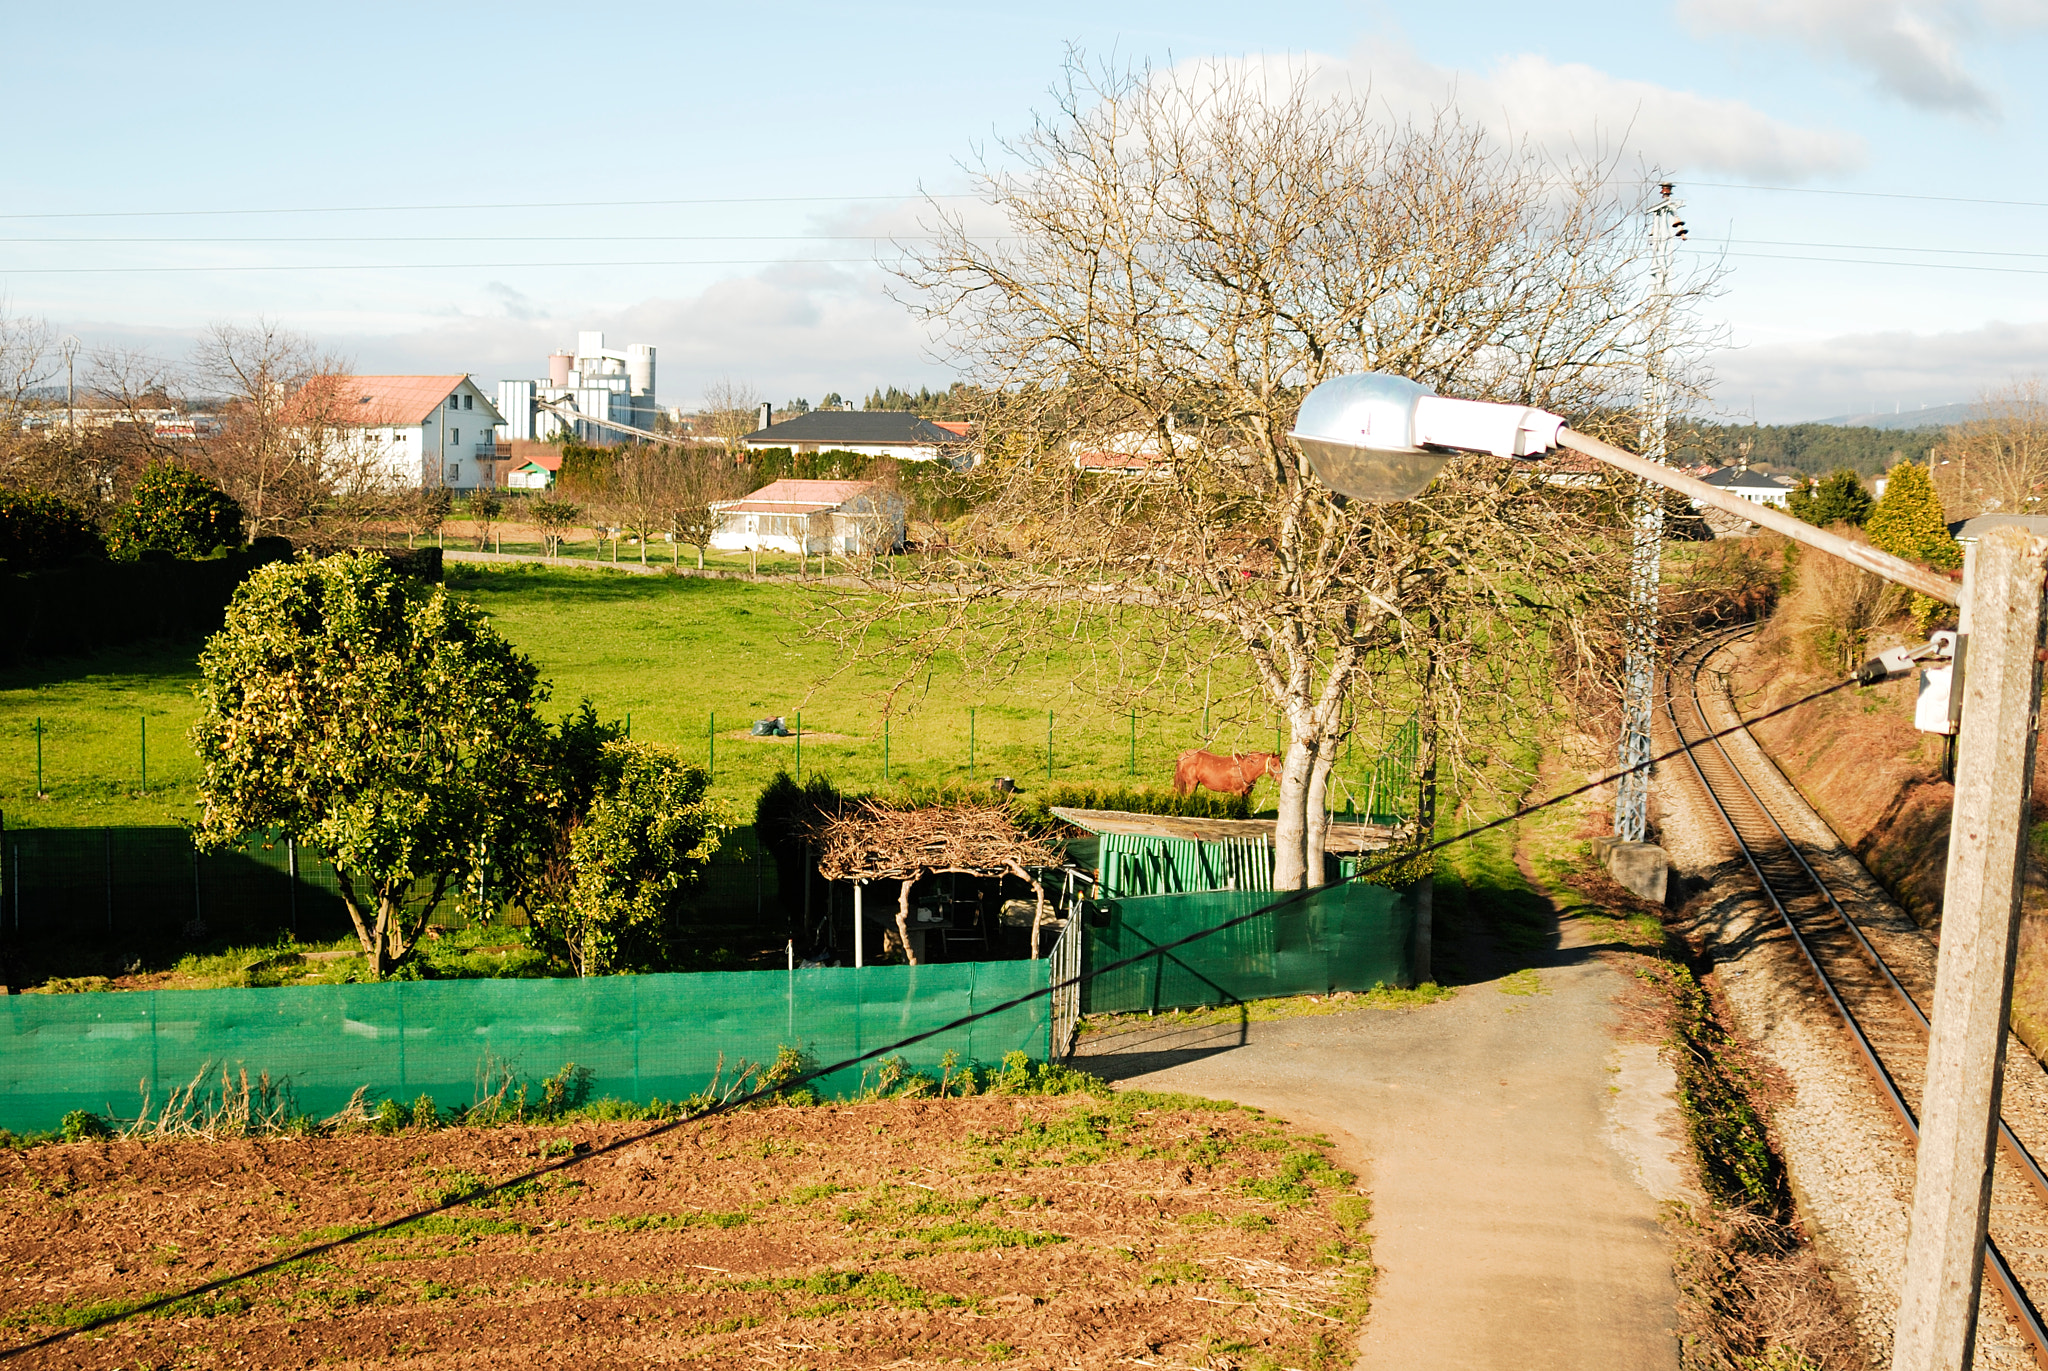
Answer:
[1892,526,2048,1371]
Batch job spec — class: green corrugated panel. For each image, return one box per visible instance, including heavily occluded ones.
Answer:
[1098,832,1272,897]
[1080,880,1414,1015]
[0,960,1051,1135]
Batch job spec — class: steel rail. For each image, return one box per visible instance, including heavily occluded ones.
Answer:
[1667,627,2048,1363]
[1689,632,2048,1215]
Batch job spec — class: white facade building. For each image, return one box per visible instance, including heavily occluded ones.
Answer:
[319,375,506,490]
[497,331,657,445]
[740,409,966,464]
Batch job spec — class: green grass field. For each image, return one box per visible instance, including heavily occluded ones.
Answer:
[0,562,1412,830]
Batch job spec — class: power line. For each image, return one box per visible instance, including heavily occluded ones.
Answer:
[1709,249,2048,278]
[0,234,982,245]
[0,655,1861,1363]
[0,257,908,275]
[0,192,977,222]
[1691,181,2048,211]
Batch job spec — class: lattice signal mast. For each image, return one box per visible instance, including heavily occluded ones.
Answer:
[1615,182,1688,844]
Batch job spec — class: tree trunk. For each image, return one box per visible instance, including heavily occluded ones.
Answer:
[1271,734,1316,890]
[896,878,918,965]
[1304,734,1339,887]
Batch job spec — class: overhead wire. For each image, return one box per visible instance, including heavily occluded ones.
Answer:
[0,646,1864,1362]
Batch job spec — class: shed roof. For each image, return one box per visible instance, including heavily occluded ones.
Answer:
[742,410,965,446]
[1050,808,1400,855]
[1952,514,2048,541]
[715,478,881,514]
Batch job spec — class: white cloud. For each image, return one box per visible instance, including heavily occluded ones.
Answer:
[1708,318,2048,420]
[1179,43,1862,181]
[1678,0,2036,116]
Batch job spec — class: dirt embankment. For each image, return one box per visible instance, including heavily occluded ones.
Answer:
[1725,636,2048,1054]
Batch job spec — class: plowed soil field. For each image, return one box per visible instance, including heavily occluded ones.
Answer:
[0,1090,1371,1369]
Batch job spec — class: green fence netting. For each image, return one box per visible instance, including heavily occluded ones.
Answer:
[1080,880,1415,1015]
[0,959,1050,1135]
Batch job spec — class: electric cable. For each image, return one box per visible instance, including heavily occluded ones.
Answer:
[0,650,1864,1361]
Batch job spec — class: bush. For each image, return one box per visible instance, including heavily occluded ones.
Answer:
[1785,468,1873,528]
[1019,783,1251,829]
[105,461,244,560]
[0,488,101,571]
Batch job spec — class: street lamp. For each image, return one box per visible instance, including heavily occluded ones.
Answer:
[1294,371,2043,1371]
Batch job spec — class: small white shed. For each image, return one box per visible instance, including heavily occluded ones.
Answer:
[710,479,907,555]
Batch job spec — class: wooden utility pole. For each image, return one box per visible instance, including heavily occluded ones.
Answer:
[1892,525,2048,1371]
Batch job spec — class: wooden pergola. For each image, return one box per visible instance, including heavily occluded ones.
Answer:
[810,801,1065,962]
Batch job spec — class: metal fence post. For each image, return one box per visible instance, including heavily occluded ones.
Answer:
[796,711,802,781]
[708,710,716,782]
[883,717,890,781]
[34,717,43,798]
[140,714,147,793]
[1129,711,1137,776]
[968,707,975,780]
[1892,526,2048,1371]
[104,829,112,934]
[287,836,298,938]
[1046,711,1053,783]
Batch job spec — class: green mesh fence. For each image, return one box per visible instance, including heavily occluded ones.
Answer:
[1080,881,1416,1015]
[0,826,350,943]
[0,960,1050,1135]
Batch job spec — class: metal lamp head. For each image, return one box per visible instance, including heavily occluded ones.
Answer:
[1289,373,1449,502]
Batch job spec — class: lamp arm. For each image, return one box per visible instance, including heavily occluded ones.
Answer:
[1555,427,1959,607]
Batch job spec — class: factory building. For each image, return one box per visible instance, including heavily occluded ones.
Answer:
[496,331,657,446]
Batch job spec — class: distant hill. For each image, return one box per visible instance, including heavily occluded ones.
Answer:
[1811,402,1981,431]
[1677,420,1943,478]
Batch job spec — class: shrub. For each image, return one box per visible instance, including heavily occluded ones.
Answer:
[1785,468,1873,528]
[105,461,244,560]
[0,489,101,571]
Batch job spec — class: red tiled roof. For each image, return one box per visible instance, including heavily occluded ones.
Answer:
[932,421,970,436]
[289,374,467,427]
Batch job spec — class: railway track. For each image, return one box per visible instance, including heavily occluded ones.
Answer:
[1667,625,2048,1367]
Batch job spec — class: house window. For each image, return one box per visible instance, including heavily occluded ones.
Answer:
[464,394,473,410]
[446,463,462,482]
[451,429,460,444]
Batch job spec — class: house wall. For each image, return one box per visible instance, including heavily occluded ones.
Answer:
[743,440,946,462]
[333,378,503,490]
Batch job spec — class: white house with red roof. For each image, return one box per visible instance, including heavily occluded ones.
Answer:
[322,375,506,490]
[709,478,907,555]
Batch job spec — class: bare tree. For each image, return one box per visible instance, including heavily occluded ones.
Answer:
[1934,378,2048,518]
[462,487,505,551]
[396,487,451,549]
[703,377,762,461]
[664,447,748,569]
[528,493,582,559]
[188,321,354,541]
[818,57,1717,890]
[611,444,674,565]
[0,306,54,440]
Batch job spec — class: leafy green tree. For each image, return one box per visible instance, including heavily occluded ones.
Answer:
[1867,462,1961,631]
[106,460,244,560]
[1786,468,1874,528]
[1867,463,1962,570]
[525,737,738,975]
[192,551,553,975]
[0,489,101,571]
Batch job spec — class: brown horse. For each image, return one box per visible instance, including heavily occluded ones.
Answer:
[1173,749,1283,799]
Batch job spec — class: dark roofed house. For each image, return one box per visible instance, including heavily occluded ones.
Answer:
[742,410,966,464]
[1694,464,1796,509]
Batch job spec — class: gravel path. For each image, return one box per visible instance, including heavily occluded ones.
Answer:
[1659,636,2048,1369]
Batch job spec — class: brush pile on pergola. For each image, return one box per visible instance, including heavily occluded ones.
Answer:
[810,801,1063,961]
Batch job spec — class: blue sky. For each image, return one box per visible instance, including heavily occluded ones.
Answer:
[5,0,2048,421]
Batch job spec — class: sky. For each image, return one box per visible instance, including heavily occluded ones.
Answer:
[6,0,2048,423]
